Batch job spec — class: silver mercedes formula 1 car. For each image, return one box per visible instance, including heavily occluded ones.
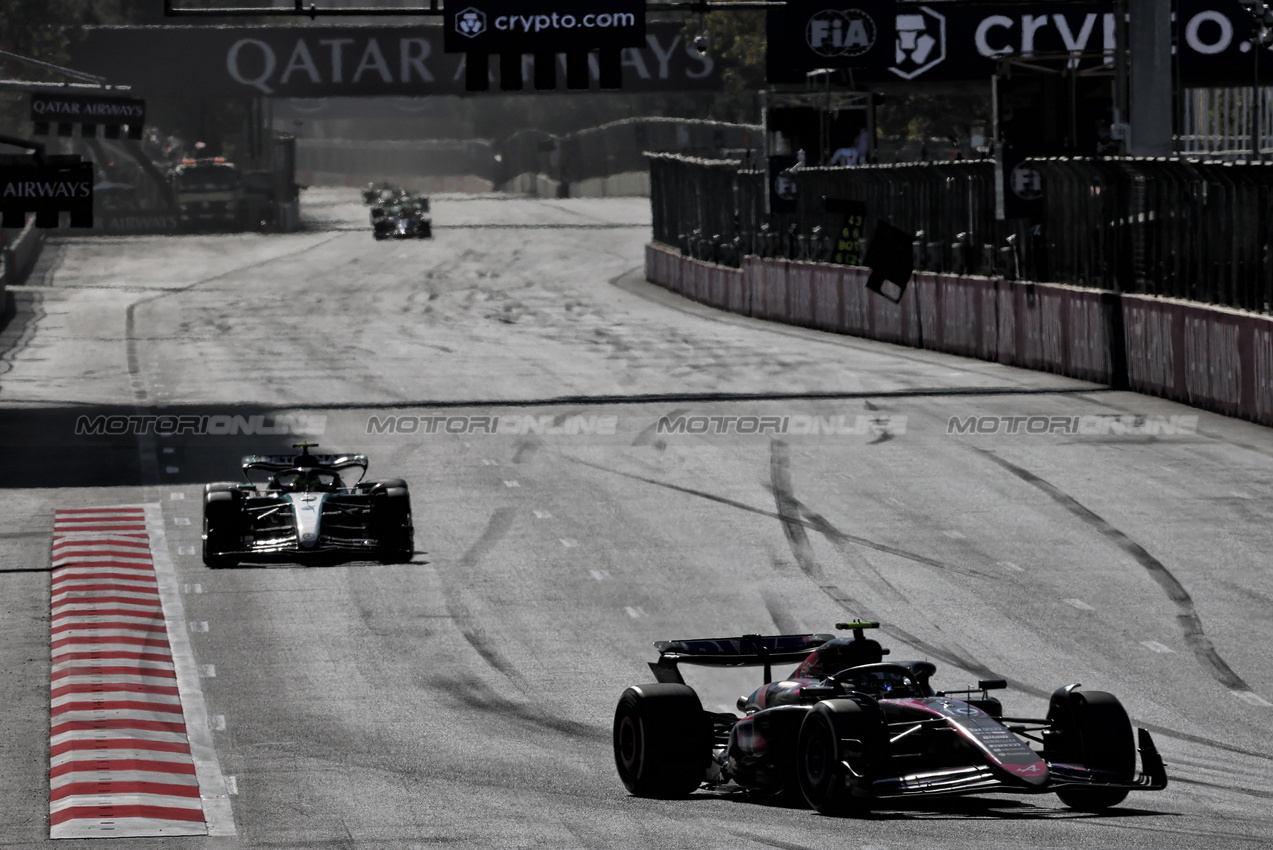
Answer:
[202,442,414,567]
[614,622,1167,815]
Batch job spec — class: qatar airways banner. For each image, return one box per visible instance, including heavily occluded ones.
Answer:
[769,1,1273,85]
[66,23,717,98]
[0,161,94,228]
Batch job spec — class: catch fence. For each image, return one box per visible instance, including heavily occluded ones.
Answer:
[501,118,760,187]
[650,153,1273,313]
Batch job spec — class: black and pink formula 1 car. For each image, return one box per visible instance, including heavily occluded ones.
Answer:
[613,621,1167,815]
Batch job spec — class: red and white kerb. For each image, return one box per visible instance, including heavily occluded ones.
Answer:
[50,506,208,839]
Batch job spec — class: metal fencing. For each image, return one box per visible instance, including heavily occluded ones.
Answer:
[650,153,1273,312]
[297,138,498,181]
[1178,87,1273,160]
[503,118,760,188]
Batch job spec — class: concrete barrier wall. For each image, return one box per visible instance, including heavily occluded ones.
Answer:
[1,219,44,305]
[1121,296,1272,422]
[569,172,650,198]
[646,243,1273,428]
[298,172,494,194]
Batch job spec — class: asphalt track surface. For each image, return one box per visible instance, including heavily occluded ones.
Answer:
[2,189,1273,850]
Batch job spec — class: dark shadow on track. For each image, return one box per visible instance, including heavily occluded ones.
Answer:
[0,401,320,489]
[207,552,430,571]
[713,793,1175,822]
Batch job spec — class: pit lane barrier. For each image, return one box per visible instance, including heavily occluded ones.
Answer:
[646,242,1273,429]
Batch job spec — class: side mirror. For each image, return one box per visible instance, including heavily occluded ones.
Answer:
[978,679,1007,691]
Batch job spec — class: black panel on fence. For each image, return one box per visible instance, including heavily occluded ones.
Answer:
[466,53,490,91]
[500,53,523,90]
[599,49,622,89]
[534,52,556,90]
[864,220,915,303]
[566,52,589,90]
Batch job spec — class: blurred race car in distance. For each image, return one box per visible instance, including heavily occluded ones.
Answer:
[614,621,1167,815]
[202,442,413,567]
[370,187,431,240]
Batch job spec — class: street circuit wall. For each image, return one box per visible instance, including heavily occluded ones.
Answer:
[646,243,1273,428]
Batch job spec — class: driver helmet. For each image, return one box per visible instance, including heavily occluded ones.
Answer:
[280,469,325,491]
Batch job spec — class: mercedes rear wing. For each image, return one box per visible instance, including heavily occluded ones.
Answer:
[241,453,368,472]
[649,633,833,685]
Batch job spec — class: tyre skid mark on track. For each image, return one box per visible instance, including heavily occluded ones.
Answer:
[629,406,687,450]
[975,449,1253,694]
[767,441,821,581]
[444,508,523,686]
[1168,775,1273,800]
[766,441,1030,693]
[442,677,607,742]
[761,587,804,636]
[511,438,541,464]
[565,455,954,574]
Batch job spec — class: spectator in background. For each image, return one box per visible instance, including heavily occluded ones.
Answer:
[831,127,871,166]
[830,144,860,167]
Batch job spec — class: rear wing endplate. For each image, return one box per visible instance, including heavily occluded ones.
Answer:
[649,633,833,685]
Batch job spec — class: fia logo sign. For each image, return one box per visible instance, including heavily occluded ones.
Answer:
[805,9,877,59]
[890,6,947,79]
[456,7,487,38]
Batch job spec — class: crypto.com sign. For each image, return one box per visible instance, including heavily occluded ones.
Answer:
[443,0,645,53]
[769,0,1273,86]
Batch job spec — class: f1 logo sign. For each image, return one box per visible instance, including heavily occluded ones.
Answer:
[890,6,946,79]
[456,7,487,38]
[1010,162,1044,201]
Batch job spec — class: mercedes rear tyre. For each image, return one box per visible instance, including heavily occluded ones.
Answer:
[613,684,710,798]
[1048,690,1135,811]
[797,699,885,816]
